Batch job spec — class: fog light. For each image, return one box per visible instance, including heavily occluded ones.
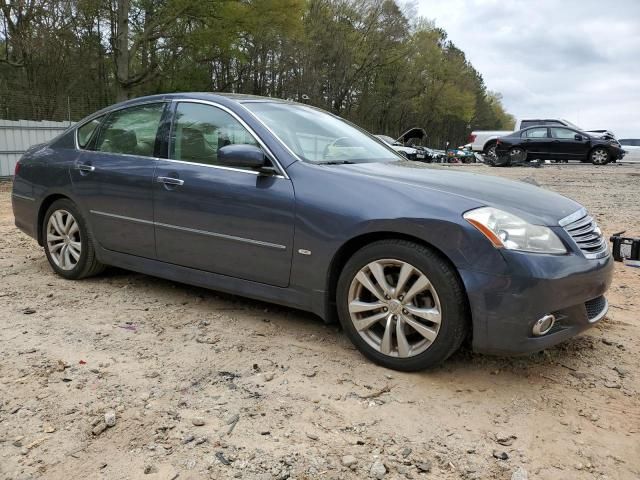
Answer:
[532,314,555,336]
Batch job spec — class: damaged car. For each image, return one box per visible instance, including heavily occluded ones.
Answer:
[12,93,613,371]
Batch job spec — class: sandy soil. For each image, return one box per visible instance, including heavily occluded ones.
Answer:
[0,164,639,480]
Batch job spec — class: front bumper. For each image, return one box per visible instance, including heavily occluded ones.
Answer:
[460,251,614,355]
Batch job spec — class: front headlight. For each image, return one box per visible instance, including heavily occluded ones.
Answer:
[464,207,566,254]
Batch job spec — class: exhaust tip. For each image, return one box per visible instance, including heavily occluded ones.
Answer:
[532,314,556,336]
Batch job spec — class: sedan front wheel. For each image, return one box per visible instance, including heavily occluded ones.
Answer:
[590,147,609,165]
[337,240,468,371]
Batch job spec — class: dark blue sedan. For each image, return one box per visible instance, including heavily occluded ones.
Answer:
[11,93,613,370]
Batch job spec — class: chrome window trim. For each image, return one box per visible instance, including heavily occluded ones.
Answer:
[89,210,286,250]
[74,100,170,151]
[168,99,290,180]
[11,193,35,202]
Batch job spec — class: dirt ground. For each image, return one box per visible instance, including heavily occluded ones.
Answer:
[1,163,639,480]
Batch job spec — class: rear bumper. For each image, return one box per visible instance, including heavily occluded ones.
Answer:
[11,193,38,240]
[460,251,614,355]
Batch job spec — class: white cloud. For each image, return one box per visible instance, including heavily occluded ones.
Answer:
[414,0,640,138]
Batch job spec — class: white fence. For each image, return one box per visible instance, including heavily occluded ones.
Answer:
[0,119,71,176]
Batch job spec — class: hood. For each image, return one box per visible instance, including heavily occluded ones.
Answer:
[396,127,427,146]
[585,129,616,140]
[339,162,582,226]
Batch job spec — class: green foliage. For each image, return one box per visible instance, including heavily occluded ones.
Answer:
[0,0,511,146]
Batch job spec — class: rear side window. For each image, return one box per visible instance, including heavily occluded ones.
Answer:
[523,127,548,138]
[77,116,104,149]
[95,103,165,157]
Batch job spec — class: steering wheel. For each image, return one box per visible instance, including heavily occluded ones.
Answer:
[323,137,351,159]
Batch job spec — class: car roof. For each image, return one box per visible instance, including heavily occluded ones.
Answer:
[515,125,582,134]
[78,92,301,125]
[116,92,292,107]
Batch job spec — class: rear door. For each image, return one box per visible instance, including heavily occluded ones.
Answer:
[549,127,590,160]
[152,101,295,287]
[70,102,166,257]
[521,127,550,158]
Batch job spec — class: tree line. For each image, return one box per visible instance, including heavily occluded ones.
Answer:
[0,0,514,147]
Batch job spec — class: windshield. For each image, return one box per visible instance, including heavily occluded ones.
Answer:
[244,102,400,164]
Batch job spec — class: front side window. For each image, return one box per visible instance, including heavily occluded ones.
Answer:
[244,102,399,164]
[170,102,260,168]
[77,116,104,149]
[95,103,165,157]
[523,127,548,138]
[550,128,578,139]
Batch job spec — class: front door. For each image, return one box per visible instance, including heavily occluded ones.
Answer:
[70,102,166,257]
[153,101,295,287]
[549,127,590,160]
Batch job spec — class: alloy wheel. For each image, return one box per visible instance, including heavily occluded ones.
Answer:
[46,209,81,270]
[347,259,442,358]
[591,149,608,165]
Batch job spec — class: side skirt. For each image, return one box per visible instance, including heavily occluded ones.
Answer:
[94,244,327,320]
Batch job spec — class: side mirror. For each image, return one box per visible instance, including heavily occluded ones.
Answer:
[218,144,269,171]
[574,134,583,141]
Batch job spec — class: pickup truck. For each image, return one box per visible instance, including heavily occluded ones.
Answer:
[469,119,616,158]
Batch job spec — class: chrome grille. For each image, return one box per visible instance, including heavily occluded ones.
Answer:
[559,208,608,259]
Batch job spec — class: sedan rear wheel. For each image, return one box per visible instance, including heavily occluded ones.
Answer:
[43,199,105,279]
[46,209,81,271]
[509,147,527,163]
[337,240,468,371]
[590,147,609,165]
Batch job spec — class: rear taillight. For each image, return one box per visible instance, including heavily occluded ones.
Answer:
[468,134,476,143]
[14,161,21,176]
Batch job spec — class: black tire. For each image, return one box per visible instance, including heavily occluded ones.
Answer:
[590,147,610,165]
[336,239,469,371]
[509,147,527,164]
[43,199,105,280]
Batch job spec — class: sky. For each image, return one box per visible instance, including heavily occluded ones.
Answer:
[413,0,640,138]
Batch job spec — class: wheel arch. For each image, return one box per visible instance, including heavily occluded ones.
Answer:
[36,193,72,246]
[483,138,498,152]
[325,231,471,331]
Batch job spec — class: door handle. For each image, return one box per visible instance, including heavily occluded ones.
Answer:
[77,164,95,172]
[156,176,184,186]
